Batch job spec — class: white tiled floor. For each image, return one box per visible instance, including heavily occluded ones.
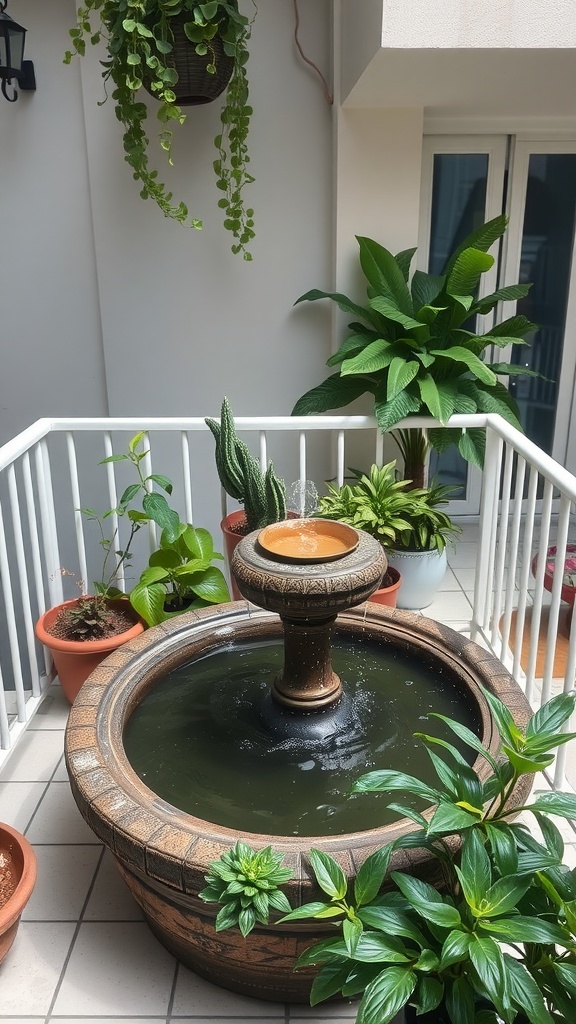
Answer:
[1,533,575,1023]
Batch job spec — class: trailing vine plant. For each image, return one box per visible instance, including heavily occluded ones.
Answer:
[65,1,255,258]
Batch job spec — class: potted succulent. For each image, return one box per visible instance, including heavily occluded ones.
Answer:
[292,215,538,483]
[317,462,460,609]
[205,397,286,597]
[0,822,37,965]
[203,688,576,1024]
[65,1,255,258]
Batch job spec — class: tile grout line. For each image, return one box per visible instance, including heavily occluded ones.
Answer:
[43,845,106,1024]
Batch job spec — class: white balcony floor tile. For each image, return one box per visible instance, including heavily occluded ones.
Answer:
[22,844,102,921]
[0,728,64,782]
[0,780,47,833]
[26,781,100,845]
[27,684,70,729]
[84,850,145,921]
[172,965,285,1016]
[0,921,75,1014]
[53,922,176,1015]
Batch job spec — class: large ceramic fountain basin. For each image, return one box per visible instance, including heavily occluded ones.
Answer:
[65,602,532,1003]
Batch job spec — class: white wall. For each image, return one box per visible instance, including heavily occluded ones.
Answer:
[381,0,576,49]
[1,0,334,449]
[0,0,107,444]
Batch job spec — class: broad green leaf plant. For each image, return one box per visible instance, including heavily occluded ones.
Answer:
[293,215,538,475]
[65,1,255,258]
[279,689,576,1024]
[203,690,576,1023]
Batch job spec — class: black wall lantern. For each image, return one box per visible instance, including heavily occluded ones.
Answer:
[0,0,35,102]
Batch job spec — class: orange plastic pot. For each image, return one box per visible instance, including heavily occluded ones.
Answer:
[35,597,145,704]
[367,566,402,608]
[0,822,37,965]
[221,511,249,600]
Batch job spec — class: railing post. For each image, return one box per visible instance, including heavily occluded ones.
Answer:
[471,422,502,644]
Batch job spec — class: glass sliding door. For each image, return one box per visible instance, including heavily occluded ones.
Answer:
[501,141,576,468]
[419,137,507,510]
[420,135,576,510]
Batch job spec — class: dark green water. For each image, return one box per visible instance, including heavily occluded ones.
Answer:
[123,638,478,837]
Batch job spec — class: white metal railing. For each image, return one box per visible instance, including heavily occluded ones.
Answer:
[0,413,575,791]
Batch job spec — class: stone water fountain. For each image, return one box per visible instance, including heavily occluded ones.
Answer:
[65,519,532,1001]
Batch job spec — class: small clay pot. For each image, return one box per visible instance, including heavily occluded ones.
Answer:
[35,598,145,704]
[368,566,402,608]
[0,822,36,965]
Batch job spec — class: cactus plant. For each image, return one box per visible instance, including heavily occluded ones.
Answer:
[205,398,286,532]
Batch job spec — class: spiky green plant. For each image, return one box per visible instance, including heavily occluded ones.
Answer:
[205,397,286,532]
[199,841,293,936]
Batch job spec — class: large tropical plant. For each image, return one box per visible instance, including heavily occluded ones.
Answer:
[293,216,538,474]
[65,0,255,258]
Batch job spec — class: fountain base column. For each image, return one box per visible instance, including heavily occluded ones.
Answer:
[273,616,342,710]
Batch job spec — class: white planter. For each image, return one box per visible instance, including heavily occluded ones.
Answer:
[386,548,447,610]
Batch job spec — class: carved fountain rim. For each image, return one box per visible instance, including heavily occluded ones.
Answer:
[65,602,533,894]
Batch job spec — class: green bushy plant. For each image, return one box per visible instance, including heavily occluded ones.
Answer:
[293,215,538,477]
[199,841,294,936]
[205,397,286,532]
[278,689,576,1024]
[65,0,255,258]
[318,462,460,555]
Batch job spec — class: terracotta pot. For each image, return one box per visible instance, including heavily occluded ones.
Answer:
[0,822,37,965]
[221,511,249,600]
[35,597,145,704]
[368,566,402,608]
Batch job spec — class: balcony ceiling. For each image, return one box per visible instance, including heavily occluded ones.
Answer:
[343,48,576,118]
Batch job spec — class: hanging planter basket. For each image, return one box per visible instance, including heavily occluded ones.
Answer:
[147,15,234,106]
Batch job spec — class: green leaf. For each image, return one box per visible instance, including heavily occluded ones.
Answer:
[447,247,494,299]
[345,932,412,963]
[357,905,427,948]
[354,847,392,907]
[279,901,332,923]
[527,791,576,820]
[341,338,395,376]
[309,960,351,1006]
[215,902,240,931]
[430,346,497,386]
[119,483,141,507]
[350,770,440,804]
[527,691,576,739]
[480,687,524,749]
[412,976,444,1015]
[443,215,507,275]
[502,955,555,1024]
[188,566,230,605]
[458,428,485,468]
[369,297,424,331]
[294,288,380,328]
[411,270,445,311]
[373,386,422,432]
[429,713,499,771]
[309,849,348,900]
[357,236,414,316]
[488,314,538,338]
[327,333,375,367]
[395,247,417,281]
[445,976,476,1024]
[468,935,506,1013]
[142,492,180,542]
[386,358,420,401]
[476,875,532,919]
[129,581,166,627]
[473,282,532,313]
[418,376,456,423]
[428,803,479,835]
[481,915,575,946]
[391,872,461,929]
[292,374,372,416]
[343,916,363,956]
[439,929,471,970]
[357,966,417,1024]
[458,830,492,909]
[146,473,173,495]
[484,823,518,876]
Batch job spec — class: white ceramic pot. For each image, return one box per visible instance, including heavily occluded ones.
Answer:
[386,548,447,610]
